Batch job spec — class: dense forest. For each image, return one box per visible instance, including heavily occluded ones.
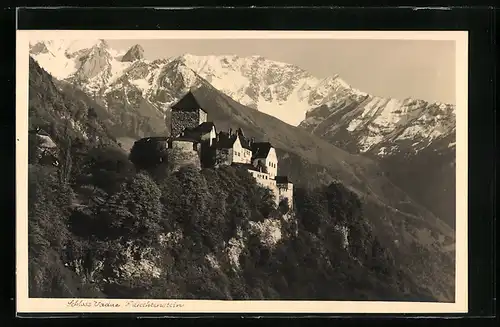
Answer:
[28,137,434,300]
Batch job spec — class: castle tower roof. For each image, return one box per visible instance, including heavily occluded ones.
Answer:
[171,91,207,113]
[251,142,273,159]
[215,131,238,149]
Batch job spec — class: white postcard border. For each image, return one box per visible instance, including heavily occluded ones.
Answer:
[16,30,469,314]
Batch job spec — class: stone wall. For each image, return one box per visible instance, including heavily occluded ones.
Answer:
[169,140,201,171]
[249,170,286,206]
[215,148,232,166]
[278,182,294,210]
[171,111,200,137]
[249,170,276,190]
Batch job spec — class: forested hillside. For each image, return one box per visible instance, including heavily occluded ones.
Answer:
[29,152,435,301]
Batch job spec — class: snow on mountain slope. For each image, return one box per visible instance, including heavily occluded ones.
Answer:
[177,54,368,126]
[300,94,456,157]
[29,39,132,92]
[298,89,456,227]
[29,40,369,126]
[29,40,456,158]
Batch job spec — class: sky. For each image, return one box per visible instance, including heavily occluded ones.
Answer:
[106,39,456,104]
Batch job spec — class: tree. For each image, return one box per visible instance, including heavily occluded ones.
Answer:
[72,145,135,196]
[28,165,76,297]
[28,133,42,164]
[129,138,169,172]
[294,187,326,234]
[278,197,290,215]
[255,160,268,173]
[57,120,73,185]
[97,172,163,246]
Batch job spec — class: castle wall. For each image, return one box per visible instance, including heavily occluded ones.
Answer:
[169,140,201,171]
[248,170,286,206]
[252,148,278,179]
[265,148,278,179]
[215,148,233,166]
[199,143,216,168]
[232,137,252,164]
[171,111,200,137]
[278,182,294,210]
[209,128,216,146]
[200,126,216,147]
[248,170,276,190]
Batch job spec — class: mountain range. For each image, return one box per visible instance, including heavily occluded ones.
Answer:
[29,39,456,228]
[28,39,457,301]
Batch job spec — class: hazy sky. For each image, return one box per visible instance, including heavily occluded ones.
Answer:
[107,39,456,104]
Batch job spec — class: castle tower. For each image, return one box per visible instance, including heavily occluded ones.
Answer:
[170,91,208,137]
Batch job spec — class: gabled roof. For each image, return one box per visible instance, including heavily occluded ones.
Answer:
[37,135,57,148]
[172,136,198,143]
[275,176,290,184]
[251,142,273,159]
[185,122,215,135]
[235,128,253,150]
[181,122,216,142]
[171,91,207,113]
[231,162,260,172]
[181,130,200,142]
[136,136,169,144]
[215,131,237,149]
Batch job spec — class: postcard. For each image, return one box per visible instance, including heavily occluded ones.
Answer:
[16,29,468,314]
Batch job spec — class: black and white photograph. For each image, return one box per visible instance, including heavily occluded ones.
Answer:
[16,30,468,313]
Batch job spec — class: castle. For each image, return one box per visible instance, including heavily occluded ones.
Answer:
[158,91,294,209]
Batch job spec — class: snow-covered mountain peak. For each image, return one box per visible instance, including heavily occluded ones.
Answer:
[33,39,108,56]
[29,40,456,136]
[121,44,145,62]
[177,53,296,70]
[29,39,135,91]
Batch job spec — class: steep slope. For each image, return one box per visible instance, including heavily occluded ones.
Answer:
[29,46,167,141]
[29,39,130,92]
[163,53,457,228]
[177,54,368,126]
[155,65,456,301]
[29,43,369,126]
[121,44,145,62]
[28,56,117,146]
[299,94,456,228]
